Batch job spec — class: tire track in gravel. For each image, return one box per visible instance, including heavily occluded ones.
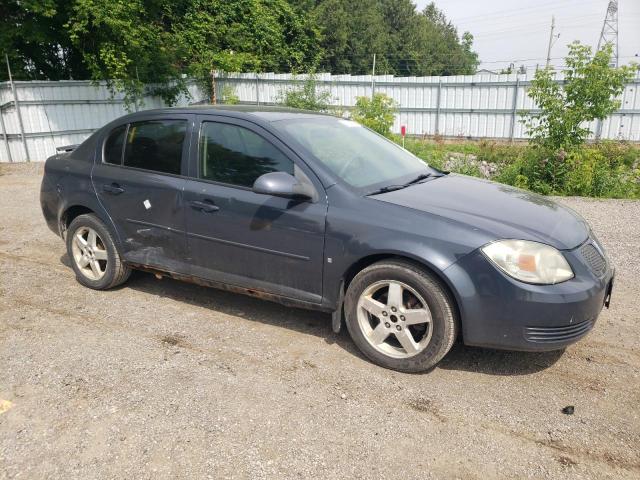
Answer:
[3,251,640,476]
[480,421,640,474]
[2,247,638,397]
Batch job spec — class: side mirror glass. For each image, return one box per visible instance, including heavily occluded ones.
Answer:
[252,172,314,200]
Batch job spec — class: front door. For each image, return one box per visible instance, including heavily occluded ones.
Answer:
[92,115,193,273]
[183,116,327,304]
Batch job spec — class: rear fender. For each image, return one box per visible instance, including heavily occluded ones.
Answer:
[57,191,122,249]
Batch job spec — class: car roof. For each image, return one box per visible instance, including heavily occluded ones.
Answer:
[128,105,332,122]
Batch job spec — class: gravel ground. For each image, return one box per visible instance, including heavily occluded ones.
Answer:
[1,163,639,479]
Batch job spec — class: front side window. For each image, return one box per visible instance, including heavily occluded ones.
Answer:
[273,117,433,191]
[123,120,187,175]
[199,122,294,187]
[103,125,126,165]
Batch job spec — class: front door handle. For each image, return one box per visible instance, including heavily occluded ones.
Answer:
[190,200,219,213]
[102,183,125,195]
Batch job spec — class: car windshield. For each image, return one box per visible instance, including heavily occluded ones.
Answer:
[272,117,433,192]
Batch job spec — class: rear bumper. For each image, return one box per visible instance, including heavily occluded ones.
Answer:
[445,240,613,352]
[40,174,61,236]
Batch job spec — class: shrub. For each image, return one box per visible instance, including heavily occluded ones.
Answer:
[352,93,397,136]
[277,75,333,112]
[398,137,640,199]
[220,85,240,105]
[564,147,639,198]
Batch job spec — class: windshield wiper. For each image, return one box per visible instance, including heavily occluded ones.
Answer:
[404,173,433,185]
[367,173,434,196]
[367,184,408,195]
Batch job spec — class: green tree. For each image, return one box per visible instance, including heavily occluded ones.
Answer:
[312,0,478,76]
[408,3,478,76]
[311,0,389,75]
[525,42,637,150]
[2,0,321,106]
[352,93,397,136]
[0,0,87,81]
[2,0,480,104]
[68,0,187,107]
[175,0,321,89]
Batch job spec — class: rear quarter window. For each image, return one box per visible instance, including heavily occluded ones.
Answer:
[103,125,127,165]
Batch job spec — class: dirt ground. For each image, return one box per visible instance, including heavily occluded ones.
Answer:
[1,163,639,479]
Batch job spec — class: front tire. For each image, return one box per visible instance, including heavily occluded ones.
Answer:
[66,214,131,290]
[344,260,457,373]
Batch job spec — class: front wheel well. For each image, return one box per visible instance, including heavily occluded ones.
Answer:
[342,254,462,337]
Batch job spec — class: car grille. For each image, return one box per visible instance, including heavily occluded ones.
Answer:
[580,243,607,277]
[524,319,594,344]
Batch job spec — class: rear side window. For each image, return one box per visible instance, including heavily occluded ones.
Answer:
[199,122,293,187]
[103,125,126,165]
[123,120,187,175]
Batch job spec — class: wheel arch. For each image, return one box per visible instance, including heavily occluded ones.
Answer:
[341,253,463,336]
[60,205,94,236]
[58,201,122,250]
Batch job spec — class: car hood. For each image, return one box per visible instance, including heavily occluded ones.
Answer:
[372,174,589,250]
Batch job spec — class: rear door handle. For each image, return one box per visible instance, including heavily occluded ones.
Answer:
[102,183,125,195]
[190,200,219,213]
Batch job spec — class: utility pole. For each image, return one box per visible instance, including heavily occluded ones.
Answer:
[210,68,217,105]
[5,53,29,162]
[371,54,376,98]
[597,0,619,67]
[545,16,558,68]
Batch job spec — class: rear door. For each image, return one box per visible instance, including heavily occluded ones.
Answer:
[92,114,193,273]
[183,115,327,304]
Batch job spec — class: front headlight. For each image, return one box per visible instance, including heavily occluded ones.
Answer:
[481,240,574,284]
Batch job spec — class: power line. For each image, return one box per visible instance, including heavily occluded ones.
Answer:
[467,14,603,35]
[450,0,595,24]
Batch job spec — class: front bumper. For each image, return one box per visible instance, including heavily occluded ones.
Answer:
[445,238,613,351]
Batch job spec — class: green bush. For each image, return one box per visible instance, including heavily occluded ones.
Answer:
[352,93,397,136]
[220,85,240,105]
[277,76,333,112]
[563,147,639,198]
[399,137,640,199]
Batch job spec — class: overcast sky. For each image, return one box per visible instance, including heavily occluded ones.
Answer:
[414,0,640,71]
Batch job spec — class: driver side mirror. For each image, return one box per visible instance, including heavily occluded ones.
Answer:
[252,172,315,201]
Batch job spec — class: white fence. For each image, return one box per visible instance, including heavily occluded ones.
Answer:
[0,80,203,163]
[1,72,639,162]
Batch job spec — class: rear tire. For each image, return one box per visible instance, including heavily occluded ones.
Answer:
[344,260,457,373]
[66,214,131,290]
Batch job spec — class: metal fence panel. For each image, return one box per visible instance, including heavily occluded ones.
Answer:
[1,71,639,162]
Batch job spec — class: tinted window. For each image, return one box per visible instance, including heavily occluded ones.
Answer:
[200,122,293,187]
[123,120,187,175]
[104,125,126,165]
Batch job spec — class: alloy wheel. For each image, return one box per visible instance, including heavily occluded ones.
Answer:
[71,226,108,281]
[356,280,433,358]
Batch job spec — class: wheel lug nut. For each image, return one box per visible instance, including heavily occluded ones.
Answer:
[391,307,397,312]
[396,325,402,331]
[400,315,405,321]
[385,322,390,328]
[382,311,388,317]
